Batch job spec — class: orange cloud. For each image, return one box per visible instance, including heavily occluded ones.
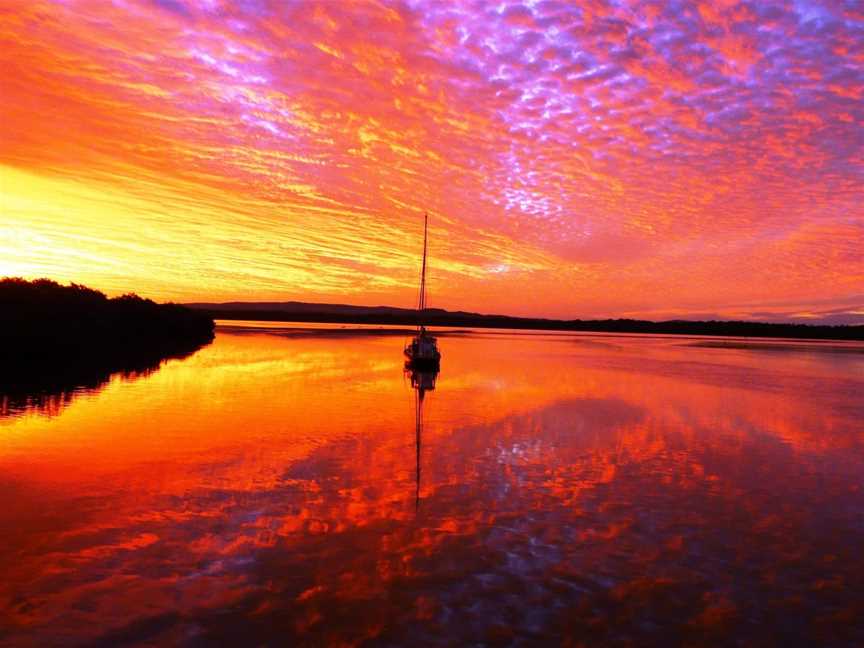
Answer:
[0,0,861,320]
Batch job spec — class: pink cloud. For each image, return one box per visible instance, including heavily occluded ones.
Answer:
[0,0,861,319]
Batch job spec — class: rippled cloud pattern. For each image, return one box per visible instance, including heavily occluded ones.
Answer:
[1,0,862,321]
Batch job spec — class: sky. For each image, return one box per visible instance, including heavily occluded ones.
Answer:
[0,0,862,322]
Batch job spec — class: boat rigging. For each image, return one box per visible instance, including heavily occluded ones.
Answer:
[404,212,441,369]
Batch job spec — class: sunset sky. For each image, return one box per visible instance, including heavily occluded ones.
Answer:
[1,0,862,322]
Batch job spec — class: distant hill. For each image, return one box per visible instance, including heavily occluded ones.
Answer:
[185,300,434,318]
[185,301,864,341]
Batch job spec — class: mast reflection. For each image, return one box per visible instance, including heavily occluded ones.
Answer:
[407,364,438,510]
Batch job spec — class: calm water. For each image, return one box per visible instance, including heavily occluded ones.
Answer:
[1,323,863,646]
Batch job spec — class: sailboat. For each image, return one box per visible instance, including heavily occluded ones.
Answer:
[404,212,441,369]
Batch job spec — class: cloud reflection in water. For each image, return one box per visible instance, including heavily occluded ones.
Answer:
[0,326,863,646]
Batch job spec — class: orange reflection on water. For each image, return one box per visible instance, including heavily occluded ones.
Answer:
[1,325,863,645]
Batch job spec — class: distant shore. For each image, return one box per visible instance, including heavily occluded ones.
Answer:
[187,302,864,341]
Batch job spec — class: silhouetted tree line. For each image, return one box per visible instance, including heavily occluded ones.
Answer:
[200,307,864,340]
[0,278,214,407]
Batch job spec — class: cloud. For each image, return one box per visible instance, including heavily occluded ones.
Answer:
[0,0,861,319]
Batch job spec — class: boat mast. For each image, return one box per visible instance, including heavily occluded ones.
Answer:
[417,212,428,327]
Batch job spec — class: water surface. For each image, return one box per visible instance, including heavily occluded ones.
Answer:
[1,323,863,646]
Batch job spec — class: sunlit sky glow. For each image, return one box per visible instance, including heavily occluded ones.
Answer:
[1,0,862,322]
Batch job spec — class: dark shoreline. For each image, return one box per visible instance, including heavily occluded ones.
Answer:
[194,306,864,341]
[1,278,215,416]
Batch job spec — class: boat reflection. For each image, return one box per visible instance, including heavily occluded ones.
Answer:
[406,364,439,510]
[407,364,438,394]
